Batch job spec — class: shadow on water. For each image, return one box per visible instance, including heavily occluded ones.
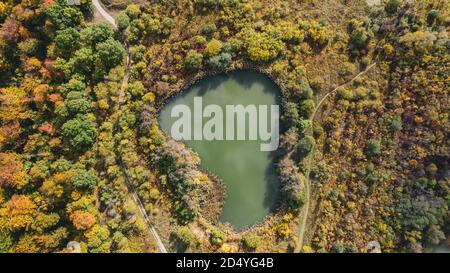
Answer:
[230,71,258,91]
[263,152,281,211]
[198,70,280,97]
[197,74,224,96]
[233,70,280,95]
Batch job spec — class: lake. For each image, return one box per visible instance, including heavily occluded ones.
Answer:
[159,70,281,230]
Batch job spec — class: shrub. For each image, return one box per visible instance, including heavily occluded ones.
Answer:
[62,115,97,151]
[161,17,174,36]
[65,91,91,116]
[307,20,329,47]
[73,169,100,191]
[299,99,315,118]
[127,81,145,98]
[207,53,231,70]
[176,226,196,246]
[283,102,301,129]
[241,29,285,62]
[385,0,401,15]
[185,50,203,71]
[365,138,381,156]
[116,12,130,30]
[201,23,217,37]
[205,39,223,56]
[298,136,315,157]
[389,118,403,132]
[125,4,141,20]
[337,87,354,101]
[426,163,438,175]
[332,242,345,253]
[348,19,372,53]
[210,228,227,246]
[242,233,261,249]
[276,223,290,238]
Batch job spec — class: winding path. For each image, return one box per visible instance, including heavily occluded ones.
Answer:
[117,154,168,253]
[92,0,116,27]
[92,1,167,253]
[297,62,377,251]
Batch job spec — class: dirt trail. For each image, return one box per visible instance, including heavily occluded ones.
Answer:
[92,1,168,253]
[92,0,116,27]
[297,63,377,251]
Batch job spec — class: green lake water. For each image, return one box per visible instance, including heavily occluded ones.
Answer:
[159,71,280,230]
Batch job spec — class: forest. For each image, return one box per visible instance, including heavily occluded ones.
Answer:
[0,0,448,253]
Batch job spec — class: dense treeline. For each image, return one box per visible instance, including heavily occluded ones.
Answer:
[0,0,157,252]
